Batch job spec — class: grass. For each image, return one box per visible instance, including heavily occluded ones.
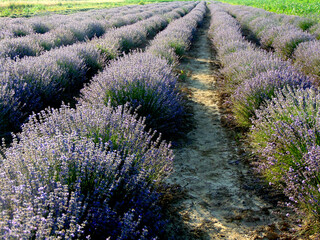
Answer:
[218,0,320,20]
[0,0,181,17]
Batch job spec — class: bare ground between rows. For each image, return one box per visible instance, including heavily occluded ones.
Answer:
[161,11,301,240]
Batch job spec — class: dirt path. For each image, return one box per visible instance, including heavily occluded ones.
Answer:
[165,12,292,240]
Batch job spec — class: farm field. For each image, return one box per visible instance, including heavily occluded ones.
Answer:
[219,0,320,20]
[0,0,320,239]
[0,0,182,17]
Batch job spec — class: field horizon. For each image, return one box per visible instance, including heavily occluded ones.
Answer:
[1,0,320,19]
[0,0,188,17]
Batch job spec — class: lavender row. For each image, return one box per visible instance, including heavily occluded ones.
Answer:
[208,3,312,128]
[219,2,316,59]
[92,2,197,60]
[217,2,320,81]
[0,102,174,239]
[0,3,196,138]
[148,1,207,64]
[0,2,187,60]
[80,2,205,138]
[0,5,136,39]
[219,2,317,33]
[0,2,180,40]
[249,87,320,224]
[209,3,320,225]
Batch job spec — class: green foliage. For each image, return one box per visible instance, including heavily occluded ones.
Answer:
[219,0,320,20]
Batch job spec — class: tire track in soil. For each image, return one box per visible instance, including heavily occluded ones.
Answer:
[165,12,293,240]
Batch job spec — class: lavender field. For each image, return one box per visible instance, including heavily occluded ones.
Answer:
[0,0,320,239]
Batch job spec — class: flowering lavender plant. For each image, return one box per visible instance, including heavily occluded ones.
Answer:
[310,23,320,40]
[294,40,320,81]
[220,49,289,91]
[1,102,173,239]
[272,28,315,59]
[21,103,173,182]
[0,42,105,137]
[0,133,165,239]
[249,87,320,221]
[232,67,313,128]
[80,52,185,138]
[0,36,44,59]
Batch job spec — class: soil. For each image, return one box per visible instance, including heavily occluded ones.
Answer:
[161,11,300,240]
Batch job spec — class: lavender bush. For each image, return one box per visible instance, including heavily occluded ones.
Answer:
[232,67,313,128]
[80,52,185,138]
[294,40,320,81]
[272,28,315,59]
[0,102,173,239]
[219,48,289,91]
[30,21,52,34]
[0,135,164,239]
[310,23,320,40]
[21,103,173,182]
[0,36,44,59]
[249,87,320,221]
[0,43,105,137]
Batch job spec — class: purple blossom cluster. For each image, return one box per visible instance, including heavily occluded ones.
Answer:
[232,67,313,127]
[263,25,314,59]
[0,2,193,138]
[294,40,320,81]
[249,87,320,219]
[80,51,185,139]
[0,2,188,59]
[147,1,206,63]
[310,23,320,39]
[0,102,173,239]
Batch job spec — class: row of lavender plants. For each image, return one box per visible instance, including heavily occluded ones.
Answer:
[209,2,320,231]
[218,2,320,81]
[0,2,188,60]
[0,5,127,39]
[80,1,206,138]
[0,2,206,238]
[0,2,175,40]
[0,2,196,139]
